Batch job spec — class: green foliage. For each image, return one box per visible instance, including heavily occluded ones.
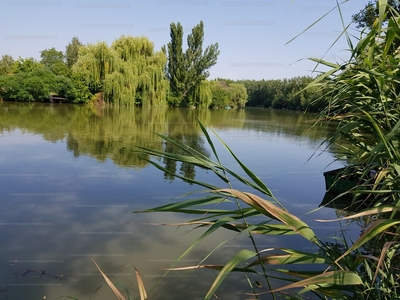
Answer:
[0,68,86,102]
[67,72,93,103]
[190,79,213,107]
[165,21,220,106]
[13,57,43,73]
[0,47,87,102]
[227,82,248,108]
[210,81,229,108]
[73,36,168,106]
[0,55,15,75]
[311,1,400,208]
[66,37,83,68]
[207,80,248,108]
[240,76,325,112]
[352,0,400,29]
[0,75,22,100]
[40,47,70,77]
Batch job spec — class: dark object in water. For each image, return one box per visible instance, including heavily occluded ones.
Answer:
[323,167,359,194]
[321,166,377,211]
[319,191,369,211]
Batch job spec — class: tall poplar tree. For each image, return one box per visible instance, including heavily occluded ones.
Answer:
[165,21,219,106]
[66,37,83,68]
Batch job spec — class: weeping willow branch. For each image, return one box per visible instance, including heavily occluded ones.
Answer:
[72,36,169,106]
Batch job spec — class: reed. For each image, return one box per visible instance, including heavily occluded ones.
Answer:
[307,1,400,210]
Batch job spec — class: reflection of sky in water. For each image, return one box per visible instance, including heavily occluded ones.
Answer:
[0,122,358,299]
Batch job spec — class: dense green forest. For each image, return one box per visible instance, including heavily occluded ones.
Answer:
[238,76,326,112]
[0,20,325,111]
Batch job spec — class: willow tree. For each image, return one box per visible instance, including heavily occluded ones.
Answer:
[165,21,220,106]
[109,36,168,106]
[227,83,248,108]
[191,80,213,107]
[73,36,168,106]
[73,42,119,92]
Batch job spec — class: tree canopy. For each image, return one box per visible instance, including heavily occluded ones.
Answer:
[239,76,325,112]
[0,25,252,109]
[0,55,14,75]
[73,35,168,106]
[40,47,70,76]
[165,21,220,106]
[352,0,400,29]
[66,37,83,68]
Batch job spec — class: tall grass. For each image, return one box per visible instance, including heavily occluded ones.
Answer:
[308,0,400,209]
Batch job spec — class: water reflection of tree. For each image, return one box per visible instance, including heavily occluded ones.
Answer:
[64,106,168,168]
[0,103,330,176]
[162,109,212,181]
[162,133,208,181]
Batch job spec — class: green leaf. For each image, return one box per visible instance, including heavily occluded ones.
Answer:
[210,128,277,200]
[308,57,340,69]
[204,249,258,299]
[216,189,318,243]
[248,249,332,267]
[252,271,362,295]
[334,219,400,263]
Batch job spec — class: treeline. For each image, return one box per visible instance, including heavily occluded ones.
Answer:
[0,21,248,108]
[0,21,324,111]
[0,38,91,103]
[237,76,326,112]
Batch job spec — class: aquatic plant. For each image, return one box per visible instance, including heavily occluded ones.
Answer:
[308,0,400,209]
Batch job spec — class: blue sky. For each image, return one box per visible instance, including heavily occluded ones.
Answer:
[0,0,363,80]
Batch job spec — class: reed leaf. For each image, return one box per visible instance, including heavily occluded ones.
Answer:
[142,159,219,190]
[251,271,362,295]
[248,249,332,267]
[285,3,340,45]
[333,219,400,264]
[250,224,299,235]
[215,189,318,243]
[171,216,238,269]
[315,206,399,222]
[371,242,398,287]
[91,258,126,300]
[135,195,230,212]
[204,249,258,299]
[134,267,147,300]
[195,115,221,163]
[308,58,341,69]
[165,264,259,274]
[210,128,276,200]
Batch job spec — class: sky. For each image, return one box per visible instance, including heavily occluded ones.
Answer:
[0,0,365,80]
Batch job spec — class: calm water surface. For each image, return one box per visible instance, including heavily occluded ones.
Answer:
[0,103,356,299]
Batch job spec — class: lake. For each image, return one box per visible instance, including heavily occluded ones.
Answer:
[0,102,357,299]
